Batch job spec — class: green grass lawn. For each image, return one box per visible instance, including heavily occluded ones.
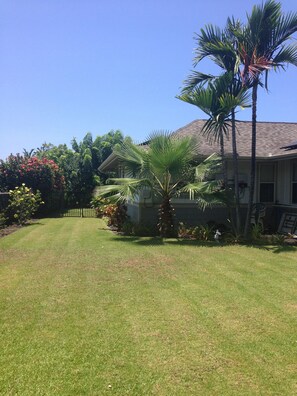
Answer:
[0,218,296,395]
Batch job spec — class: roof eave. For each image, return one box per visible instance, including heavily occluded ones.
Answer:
[98,152,118,172]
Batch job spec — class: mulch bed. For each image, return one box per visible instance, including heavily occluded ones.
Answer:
[0,224,22,238]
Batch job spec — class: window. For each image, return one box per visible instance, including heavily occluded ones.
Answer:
[259,163,275,203]
[292,161,297,204]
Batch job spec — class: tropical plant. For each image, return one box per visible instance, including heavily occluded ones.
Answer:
[0,155,65,195]
[178,19,250,235]
[103,203,128,231]
[6,184,43,225]
[192,224,215,241]
[33,130,124,200]
[0,212,7,229]
[235,0,297,237]
[178,72,250,187]
[95,133,225,238]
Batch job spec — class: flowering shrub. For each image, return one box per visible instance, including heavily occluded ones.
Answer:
[90,197,109,218]
[177,222,215,241]
[6,184,44,225]
[19,157,65,193]
[0,155,65,195]
[103,203,128,231]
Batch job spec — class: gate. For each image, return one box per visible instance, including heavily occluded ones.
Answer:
[62,207,96,218]
[60,192,96,218]
[41,191,97,218]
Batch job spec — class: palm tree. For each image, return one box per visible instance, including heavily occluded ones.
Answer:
[236,0,297,237]
[179,19,248,235]
[96,133,225,238]
[178,72,250,233]
[22,148,35,159]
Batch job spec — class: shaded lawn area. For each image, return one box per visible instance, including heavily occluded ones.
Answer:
[0,218,296,395]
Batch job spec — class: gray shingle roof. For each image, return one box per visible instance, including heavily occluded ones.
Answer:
[173,119,297,158]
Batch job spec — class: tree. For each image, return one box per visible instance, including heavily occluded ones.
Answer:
[93,130,124,164]
[178,20,249,234]
[0,155,64,195]
[96,133,225,238]
[236,0,297,237]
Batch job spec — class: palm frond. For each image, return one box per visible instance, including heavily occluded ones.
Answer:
[271,11,297,49]
[147,132,198,183]
[114,139,146,177]
[202,118,231,143]
[272,44,297,67]
[195,192,227,210]
[193,153,222,181]
[181,180,226,210]
[181,71,215,93]
[95,178,151,203]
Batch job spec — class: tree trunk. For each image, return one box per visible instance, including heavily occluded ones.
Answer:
[158,196,176,238]
[220,129,235,227]
[219,130,228,189]
[231,109,241,234]
[244,82,258,238]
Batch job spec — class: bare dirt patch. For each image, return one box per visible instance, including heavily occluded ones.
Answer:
[0,224,22,238]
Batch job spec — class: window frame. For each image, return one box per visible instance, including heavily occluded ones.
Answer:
[291,160,297,204]
[258,162,276,204]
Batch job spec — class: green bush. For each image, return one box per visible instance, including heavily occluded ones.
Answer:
[103,203,128,231]
[251,223,264,242]
[0,212,7,229]
[121,220,134,235]
[6,184,43,225]
[192,224,214,241]
[90,196,109,218]
[270,233,286,245]
[178,222,193,239]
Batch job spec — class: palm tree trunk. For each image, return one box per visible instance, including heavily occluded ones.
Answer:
[219,131,228,189]
[231,109,241,234]
[220,130,235,230]
[158,195,176,237]
[244,82,258,238]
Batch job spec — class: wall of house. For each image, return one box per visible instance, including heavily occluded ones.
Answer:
[127,201,230,228]
[226,159,251,204]
[276,159,291,205]
[126,201,140,223]
[126,157,297,233]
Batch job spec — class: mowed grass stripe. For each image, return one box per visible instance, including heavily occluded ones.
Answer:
[0,217,296,395]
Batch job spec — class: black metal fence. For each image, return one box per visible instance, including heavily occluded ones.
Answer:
[61,207,96,217]
[38,191,96,218]
[0,190,96,218]
[0,193,9,211]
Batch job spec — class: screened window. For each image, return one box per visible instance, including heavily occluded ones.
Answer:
[259,163,275,203]
[292,161,297,204]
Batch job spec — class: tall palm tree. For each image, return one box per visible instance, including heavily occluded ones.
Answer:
[237,0,297,237]
[178,72,250,233]
[96,133,225,238]
[179,19,248,235]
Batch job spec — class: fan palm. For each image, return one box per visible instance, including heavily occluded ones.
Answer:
[236,0,297,237]
[96,133,225,238]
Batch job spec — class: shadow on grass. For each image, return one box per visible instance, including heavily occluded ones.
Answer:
[111,235,220,247]
[110,234,297,252]
[270,245,297,254]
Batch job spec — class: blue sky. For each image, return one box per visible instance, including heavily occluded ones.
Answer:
[1,0,296,159]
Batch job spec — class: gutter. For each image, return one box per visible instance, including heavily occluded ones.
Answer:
[98,152,118,172]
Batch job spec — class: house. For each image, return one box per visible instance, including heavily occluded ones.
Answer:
[99,120,297,232]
